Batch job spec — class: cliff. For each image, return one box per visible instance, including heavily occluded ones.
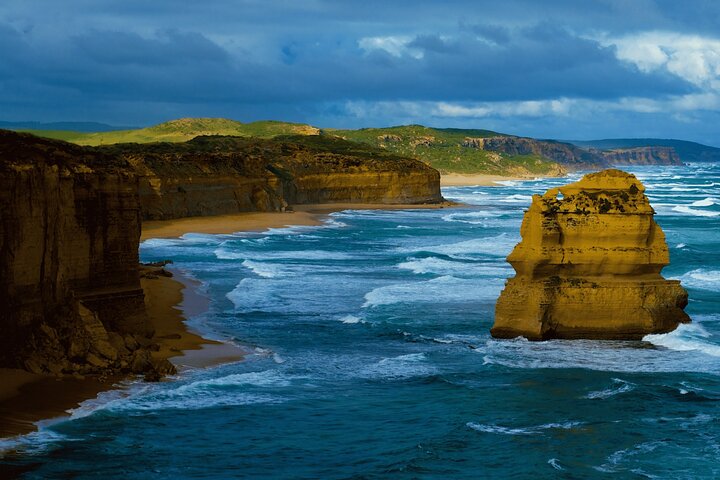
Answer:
[491,169,690,340]
[465,136,609,169]
[100,135,442,220]
[0,130,166,376]
[1,130,442,376]
[570,138,720,163]
[597,146,683,165]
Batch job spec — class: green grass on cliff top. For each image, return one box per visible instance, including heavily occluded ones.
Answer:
[13,118,562,175]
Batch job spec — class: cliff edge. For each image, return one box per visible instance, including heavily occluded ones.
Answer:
[491,169,690,340]
[100,135,443,220]
[0,129,442,377]
[0,131,169,376]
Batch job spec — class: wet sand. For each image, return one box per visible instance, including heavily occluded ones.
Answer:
[141,211,323,240]
[0,269,243,440]
[141,203,456,241]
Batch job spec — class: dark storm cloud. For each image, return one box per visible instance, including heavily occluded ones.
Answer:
[73,30,229,66]
[0,0,719,142]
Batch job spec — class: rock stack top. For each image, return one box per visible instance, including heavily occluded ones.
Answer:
[492,168,690,340]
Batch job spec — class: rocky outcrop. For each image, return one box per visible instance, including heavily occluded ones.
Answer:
[0,130,169,376]
[491,169,690,340]
[598,146,682,166]
[1,130,442,376]
[464,136,609,169]
[101,135,442,220]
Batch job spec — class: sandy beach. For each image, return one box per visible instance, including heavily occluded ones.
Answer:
[141,202,456,241]
[440,173,532,186]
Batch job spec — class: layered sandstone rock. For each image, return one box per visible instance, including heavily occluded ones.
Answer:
[0,131,161,375]
[101,135,442,220]
[1,130,442,376]
[491,169,690,340]
[598,146,682,166]
[465,136,609,169]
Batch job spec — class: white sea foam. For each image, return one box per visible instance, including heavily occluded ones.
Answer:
[179,370,294,389]
[362,275,502,308]
[548,458,565,471]
[216,248,353,261]
[360,353,436,379]
[400,234,518,259]
[0,429,76,456]
[466,421,582,436]
[397,256,511,277]
[339,315,363,324]
[242,260,282,278]
[585,378,635,399]
[691,197,717,207]
[498,194,533,203]
[481,333,720,374]
[644,323,720,357]
[672,205,720,217]
[596,441,665,473]
[674,269,720,290]
[214,248,245,260]
[441,210,503,224]
[676,243,687,249]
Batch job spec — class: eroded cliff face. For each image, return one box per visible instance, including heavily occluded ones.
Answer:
[466,136,609,169]
[1,130,442,377]
[491,169,690,340]
[101,135,442,220]
[598,146,683,166]
[0,131,166,376]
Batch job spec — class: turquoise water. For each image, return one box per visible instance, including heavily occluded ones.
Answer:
[3,164,720,479]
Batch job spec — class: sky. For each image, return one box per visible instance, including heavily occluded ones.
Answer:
[1,0,720,143]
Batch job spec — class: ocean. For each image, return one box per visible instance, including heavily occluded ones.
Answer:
[2,164,720,478]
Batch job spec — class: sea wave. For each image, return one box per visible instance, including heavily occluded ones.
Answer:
[585,378,635,399]
[359,353,436,380]
[242,260,283,278]
[338,314,364,324]
[466,420,582,436]
[0,429,76,457]
[399,234,518,259]
[691,197,718,207]
[644,323,720,357]
[481,333,720,374]
[397,256,512,277]
[672,205,720,217]
[362,275,502,308]
[498,194,533,203]
[673,268,720,290]
[441,210,503,224]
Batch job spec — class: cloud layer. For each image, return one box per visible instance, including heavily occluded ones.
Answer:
[1,0,719,143]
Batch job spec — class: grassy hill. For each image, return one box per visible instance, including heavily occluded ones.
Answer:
[18,118,320,146]
[324,125,563,175]
[10,118,565,175]
[569,138,720,162]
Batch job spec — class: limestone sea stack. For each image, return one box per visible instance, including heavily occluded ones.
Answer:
[491,169,690,340]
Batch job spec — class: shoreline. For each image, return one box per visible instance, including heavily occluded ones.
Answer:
[440,173,538,186]
[0,200,458,441]
[0,268,244,441]
[141,201,457,240]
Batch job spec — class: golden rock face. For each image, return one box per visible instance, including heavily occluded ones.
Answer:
[491,169,691,340]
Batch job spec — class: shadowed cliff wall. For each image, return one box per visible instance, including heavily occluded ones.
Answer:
[0,131,150,373]
[101,135,442,220]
